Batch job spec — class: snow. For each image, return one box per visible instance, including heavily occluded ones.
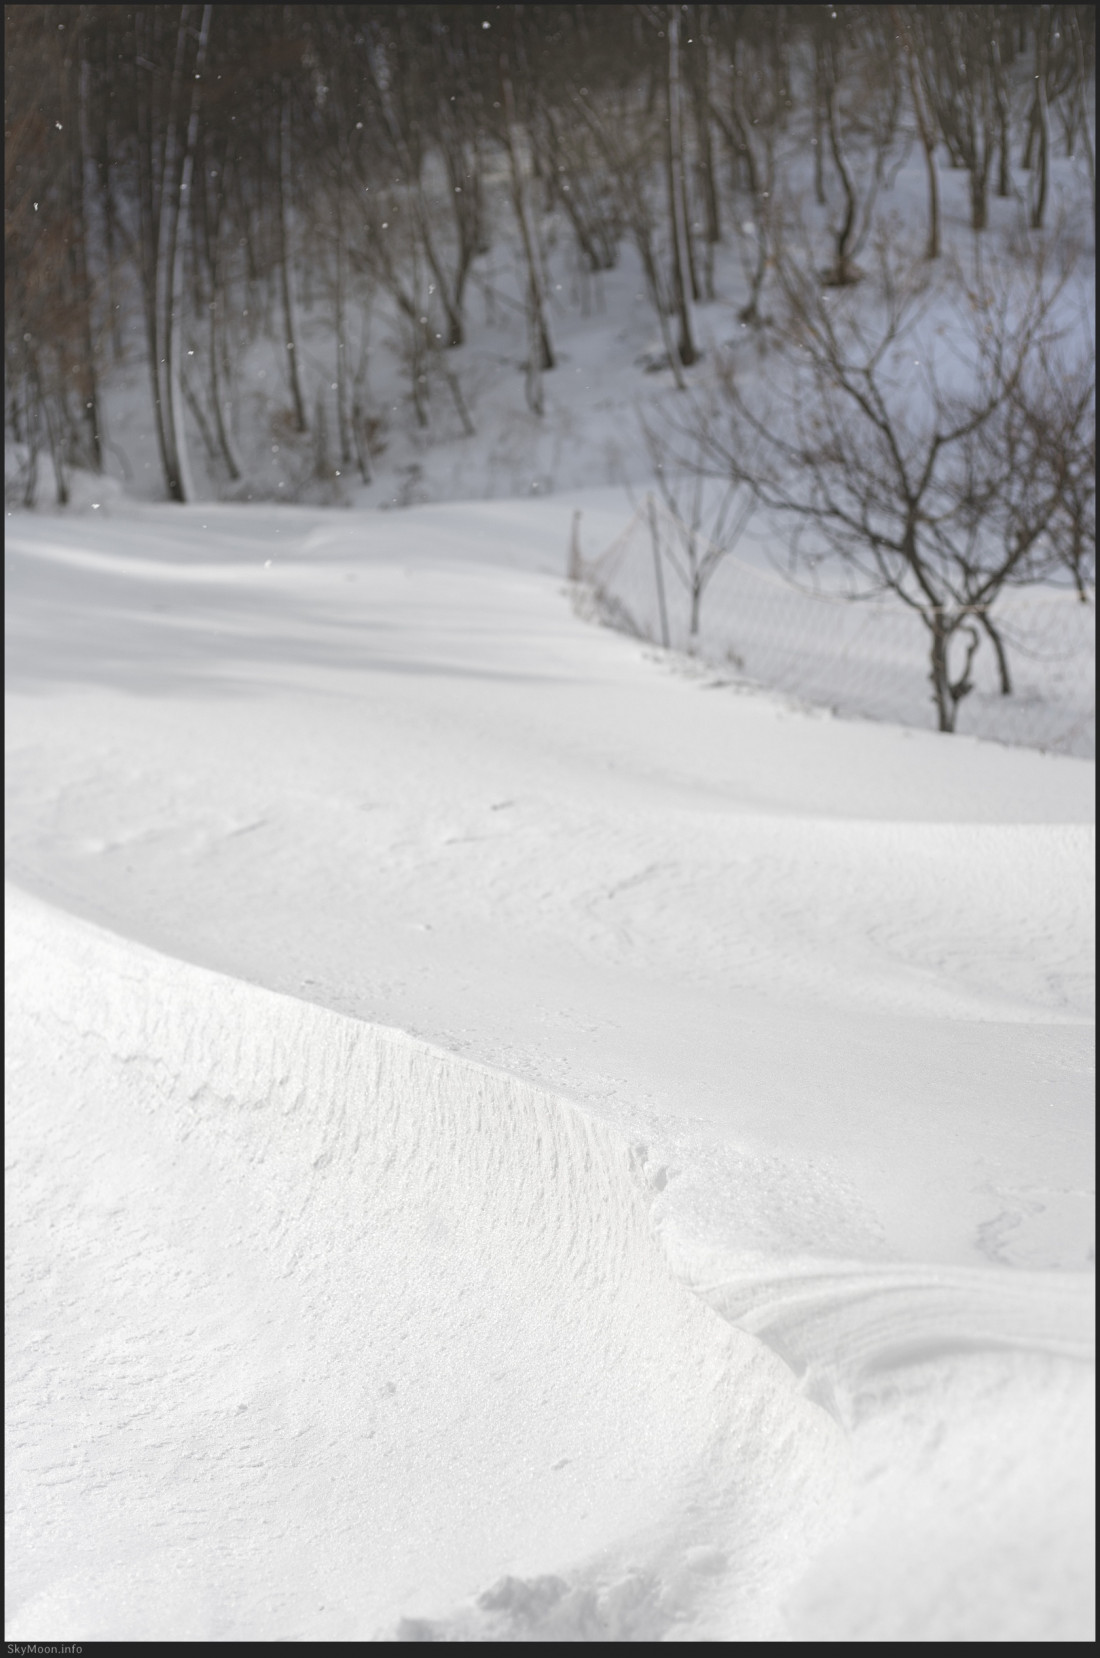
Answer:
[5,494,1094,1641]
[4,75,1096,1643]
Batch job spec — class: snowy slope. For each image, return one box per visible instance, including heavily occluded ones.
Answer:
[5,499,1095,1641]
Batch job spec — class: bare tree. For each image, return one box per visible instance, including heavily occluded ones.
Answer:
[499,45,555,416]
[1064,5,1096,214]
[541,100,621,277]
[360,13,481,352]
[686,4,721,298]
[997,313,1095,609]
[674,233,1093,731]
[640,416,754,644]
[5,6,109,502]
[191,116,242,480]
[665,6,698,365]
[709,6,782,325]
[132,3,213,501]
[892,5,940,260]
[914,6,998,233]
[574,82,688,387]
[5,2,1091,525]
[61,7,103,473]
[811,6,903,287]
[274,25,308,436]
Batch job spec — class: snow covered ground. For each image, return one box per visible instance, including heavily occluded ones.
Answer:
[5,493,1094,1641]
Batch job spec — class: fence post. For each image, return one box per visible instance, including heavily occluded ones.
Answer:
[646,492,671,649]
[568,509,582,581]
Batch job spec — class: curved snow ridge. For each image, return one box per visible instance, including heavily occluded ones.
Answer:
[6,885,845,1643]
[689,1262,1094,1411]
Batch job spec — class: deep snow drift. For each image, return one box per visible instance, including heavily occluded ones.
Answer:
[5,497,1095,1641]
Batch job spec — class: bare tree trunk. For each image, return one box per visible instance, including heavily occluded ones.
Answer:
[136,9,179,500]
[893,7,939,259]
[365,29,471,349]
[439,356,476,437]
[996,100,1011,197]
[812,83,827,206]
[21,366,41,508]
[92,42,124,363]
[969,152,991,232]
[208,294,241,479]
[697,26,720,248]
[682,155,702,303]
[637,220,687,389]
[161,3,211,502]
[927,614,957,733]
[500,55,554,415]
[1022,96,1040,169]
[70,20,102,471]
[138,3,210,503]
[726,35,760,197]
[333,193,352,466]
[1070,7,1096,233]
[927,612,980,732]
[195,123,240,482]
[351,405,373,484]
[277,74,308,433]
[822,51,858,284]
[1030,6,1050,229]
[991,28,1012,198]
[42,366,70,506]
[981,610,1012,695]
[418,201,467,349]
[690,577,702,642]
[351,316,373,486]
[409,325,430,429]
[181,366,221,464]
[312,388,331,480]
[693,10,719,300]
[666,8,698,366]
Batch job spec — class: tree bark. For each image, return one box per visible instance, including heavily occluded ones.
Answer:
[666,8,698,366]
[136,3,211,503]
[892,7,939,260]
[334,190,351,465]
[969,153,990,232]
[162,3,212,500]
[991,28,1012,198]
[207,295,241,480]
[1030,7,1050,229]
[927,612,980,732]
[818,28,860,286]
[693,11,719,300]
[277,78,309,434]
[981,610,1012,695]
[500,54,554,415]
[813,86,827,206]
[69,17,102,471]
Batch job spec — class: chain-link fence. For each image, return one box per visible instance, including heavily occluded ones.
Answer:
[573,499,1095,758]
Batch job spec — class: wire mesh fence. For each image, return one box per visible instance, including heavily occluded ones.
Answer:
[573,498,1095,758]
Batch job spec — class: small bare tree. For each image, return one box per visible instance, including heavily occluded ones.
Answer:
[673,232,1094,732]
[640,416,754,645]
